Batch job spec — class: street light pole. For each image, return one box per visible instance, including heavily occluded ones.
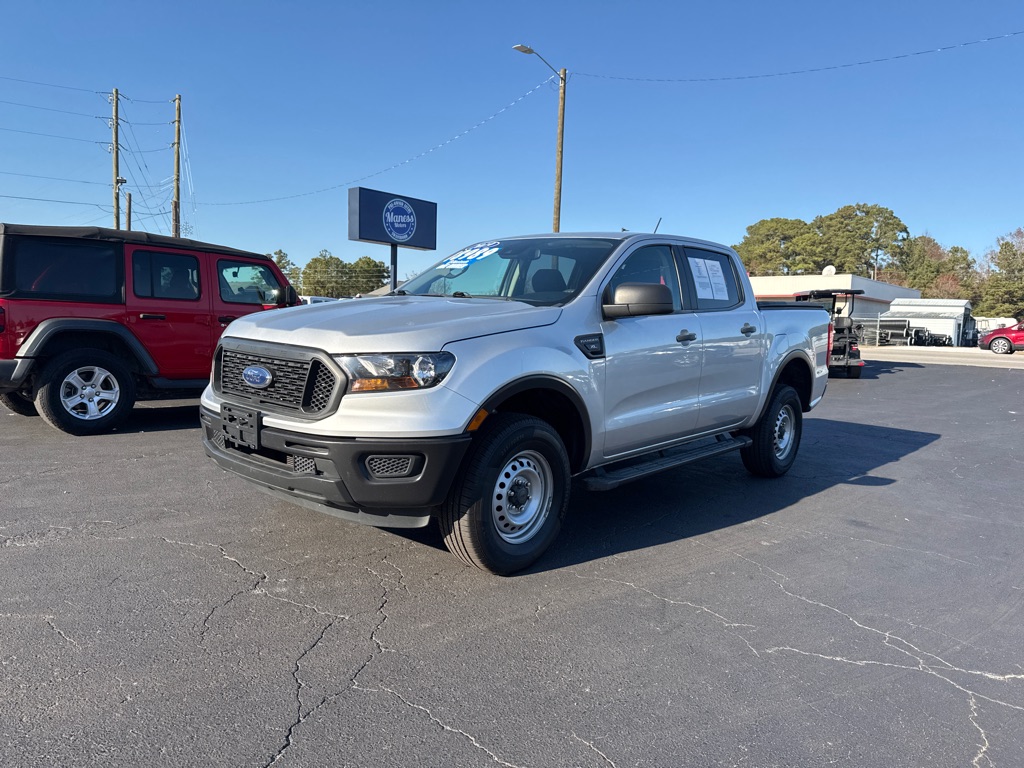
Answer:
[513,45,566,233]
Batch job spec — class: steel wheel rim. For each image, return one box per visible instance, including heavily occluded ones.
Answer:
[490,449,553,545]
[773,404,796,460]
[59,365,121,420]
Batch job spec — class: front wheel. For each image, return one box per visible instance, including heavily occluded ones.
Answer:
[35,350,136,435]
[440,413,570,575]
[740,385,803,478]
[990,337,1013,355]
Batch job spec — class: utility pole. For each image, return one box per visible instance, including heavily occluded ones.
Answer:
[173,94,181,237]
[126,192,132,230]
[111,89,120,229]
[553,67,566,233]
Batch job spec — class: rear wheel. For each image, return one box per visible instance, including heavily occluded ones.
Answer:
[0,391,38,417]
[990,337,1013,355]
[740,385,802,478]
[440,413,570,575]
[847,365,862,379]
[35,350,136,435]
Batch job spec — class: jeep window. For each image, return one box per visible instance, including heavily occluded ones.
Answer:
[132,250,200,300]
[9,237,119,302]
[683,248,743,311]
[398,238,618,306]
[218,260,282,305]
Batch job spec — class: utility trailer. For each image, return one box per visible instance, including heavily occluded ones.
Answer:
[794,289,866,378]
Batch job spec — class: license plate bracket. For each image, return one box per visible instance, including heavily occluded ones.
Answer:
[221,404,261,449]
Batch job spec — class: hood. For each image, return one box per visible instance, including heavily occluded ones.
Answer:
[223,295,562,353]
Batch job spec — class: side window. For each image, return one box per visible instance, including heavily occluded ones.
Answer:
[132,250,200,301]
[683,248,742,311]
[607,245,683,310]
[11,237,119,301]
[218,260,282,305]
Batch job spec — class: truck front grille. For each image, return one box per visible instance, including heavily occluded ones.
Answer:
[215,342,343,418]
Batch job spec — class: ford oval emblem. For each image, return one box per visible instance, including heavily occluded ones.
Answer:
[242,366,273,389]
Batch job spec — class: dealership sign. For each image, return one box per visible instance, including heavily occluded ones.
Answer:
[348,187,437,251]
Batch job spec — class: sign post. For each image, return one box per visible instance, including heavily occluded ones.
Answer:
[348,187,437,291]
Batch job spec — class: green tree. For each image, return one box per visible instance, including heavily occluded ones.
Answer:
[270,249,303,292]
[301,250,348,297]
[733,218,815,275]
[975,229,1024,317]
[811,204,908,277]
[343,256,390,295]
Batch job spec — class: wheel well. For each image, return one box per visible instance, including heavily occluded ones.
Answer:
[32,332,143,380]
[491,388,587,473]
[775,357,814,411]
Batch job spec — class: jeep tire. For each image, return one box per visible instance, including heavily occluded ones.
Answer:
[0,391,39,417]
[35,349,136,435]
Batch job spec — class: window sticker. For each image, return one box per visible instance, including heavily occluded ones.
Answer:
[688,257,730,300]
[438,241,500,269]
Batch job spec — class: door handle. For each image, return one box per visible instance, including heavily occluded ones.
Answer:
[218,316,237,324]
[139,314,166,320]
[741,323,756,336]
[676,329,697,344]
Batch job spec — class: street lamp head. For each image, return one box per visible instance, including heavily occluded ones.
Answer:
[512,44,535,55]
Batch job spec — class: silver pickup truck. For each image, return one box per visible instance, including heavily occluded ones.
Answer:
[201,233,832,574]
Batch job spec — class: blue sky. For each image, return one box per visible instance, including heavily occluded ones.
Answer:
[2,1,1021,279]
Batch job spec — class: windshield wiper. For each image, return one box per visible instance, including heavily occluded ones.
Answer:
[451,291,473,298]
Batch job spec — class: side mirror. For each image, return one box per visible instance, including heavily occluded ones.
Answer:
[602,282,675,319]
[278,285,300,307]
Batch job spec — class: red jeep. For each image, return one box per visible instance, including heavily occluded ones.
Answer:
[0,223,299,434]
[978,321,1024,355]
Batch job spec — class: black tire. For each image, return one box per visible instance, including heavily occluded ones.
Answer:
[440,413,570,576]
[740,385,802,478]
[35,350,136,435]
[0,391,39,417]
[989,337,1013,355]
[847,365,862,379]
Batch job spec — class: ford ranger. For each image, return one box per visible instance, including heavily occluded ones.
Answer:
[201,233,832,574]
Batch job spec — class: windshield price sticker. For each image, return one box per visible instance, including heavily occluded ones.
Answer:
[439,242,501,269]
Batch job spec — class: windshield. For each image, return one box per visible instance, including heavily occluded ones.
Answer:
[397,237,619,306]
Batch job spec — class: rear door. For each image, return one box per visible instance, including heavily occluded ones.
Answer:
[600,243,703,458]
[124,245,213,380]
[680,247,766,432]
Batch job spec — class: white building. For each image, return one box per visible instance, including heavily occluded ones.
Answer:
[879,298,975,346]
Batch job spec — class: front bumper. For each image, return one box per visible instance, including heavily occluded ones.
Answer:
[200,406,472,528]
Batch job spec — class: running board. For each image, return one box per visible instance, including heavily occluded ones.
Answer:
[582,435,752,492]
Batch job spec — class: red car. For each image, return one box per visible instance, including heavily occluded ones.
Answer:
[979,321,1024,354]
[0,223,299,434]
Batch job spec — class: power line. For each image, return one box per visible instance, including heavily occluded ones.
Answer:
[575,29,1024,83]
[200,76,555,206]
[0,169,107,186]
[0,99,100,118]
[0,193,106,208]
[0,74,99,93]
[0,125,105,144]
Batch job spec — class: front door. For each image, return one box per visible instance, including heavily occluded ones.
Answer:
[601,244,703,458]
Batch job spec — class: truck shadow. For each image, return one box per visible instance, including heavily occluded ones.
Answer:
[527,417,939,574]
[855,360,925,379]
[116,402,202,433]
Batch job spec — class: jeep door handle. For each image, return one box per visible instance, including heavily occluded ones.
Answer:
[139,314,166,320]
[218,316,237,324]
[741,323,757,336]
[676,329,698,344]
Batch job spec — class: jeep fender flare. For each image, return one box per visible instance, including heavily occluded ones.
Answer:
[18,318,159,375]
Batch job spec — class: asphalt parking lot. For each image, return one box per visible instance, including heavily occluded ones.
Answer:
[2,352,1023,767]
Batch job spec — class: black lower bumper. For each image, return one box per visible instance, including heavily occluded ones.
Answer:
[200,406,472,527]
[0,358,34,394]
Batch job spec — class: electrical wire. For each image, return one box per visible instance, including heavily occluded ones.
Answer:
[0,99,100,118]
[0,169,107,186]
[200,76,555,206]
[574,29,1024,83]
[0,193,106,208]
[0,125,106,144]
[0,75,100,93]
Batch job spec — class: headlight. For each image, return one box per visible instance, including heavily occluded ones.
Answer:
[333,352,455,393]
